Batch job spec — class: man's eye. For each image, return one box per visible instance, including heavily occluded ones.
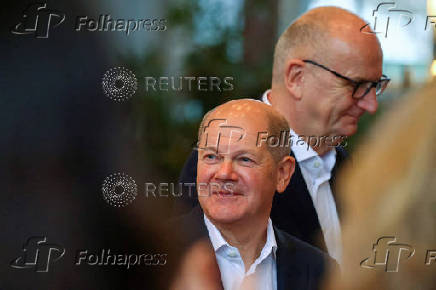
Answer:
[204,154,218,160]
[239,156,253,163]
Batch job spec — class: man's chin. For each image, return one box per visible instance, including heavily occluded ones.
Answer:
[336,122,358,137]
[345,125,358,137]
[206,208,245,225]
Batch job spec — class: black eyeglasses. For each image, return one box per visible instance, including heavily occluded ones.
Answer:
[303,59,390,99]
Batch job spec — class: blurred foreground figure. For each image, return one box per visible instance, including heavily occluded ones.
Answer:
[326,81,436,289]
[170,99,336,290]
[171,239,223,290]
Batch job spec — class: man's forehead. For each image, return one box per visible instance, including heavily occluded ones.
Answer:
[200,117,268,137]
[205,104,269,132]
[200,129,262,142]
[321,33,382,79]
[197,116,272,153]
[197,134,269,156]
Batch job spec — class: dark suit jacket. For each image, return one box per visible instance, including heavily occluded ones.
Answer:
[174,146,348,252]
[169,207,335,290]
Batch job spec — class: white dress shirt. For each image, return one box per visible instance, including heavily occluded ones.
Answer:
[204,215,278,290]
[262,89,342,263]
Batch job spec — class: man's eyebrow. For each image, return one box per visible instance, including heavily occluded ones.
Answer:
[232,149,258,156]
[197,147,258,156]
[352,75,383,83]
[353,77,368,82]
[197,146,218,152]
[355,78,377,83]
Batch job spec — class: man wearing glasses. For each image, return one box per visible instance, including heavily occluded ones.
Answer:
[178,6,390,263]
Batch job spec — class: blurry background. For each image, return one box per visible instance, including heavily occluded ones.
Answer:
[122,0,436,180]
[0,0,434,289]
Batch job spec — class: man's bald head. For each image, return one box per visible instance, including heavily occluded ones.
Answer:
[198,99,290,162]
[272,6,382,84]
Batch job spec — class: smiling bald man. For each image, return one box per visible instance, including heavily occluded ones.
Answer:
[171,99,335,290]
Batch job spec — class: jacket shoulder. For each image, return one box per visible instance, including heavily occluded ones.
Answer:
[275,227,336,270]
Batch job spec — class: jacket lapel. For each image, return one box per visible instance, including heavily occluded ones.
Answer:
[271,151,326,251]
[275,227,309,290]
[329,146,349,220]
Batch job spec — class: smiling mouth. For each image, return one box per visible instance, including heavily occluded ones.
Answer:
[213,191,243,197]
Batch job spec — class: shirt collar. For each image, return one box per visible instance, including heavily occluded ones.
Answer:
[264,218,278,259]
[261,89,272,105]
[203,214,228,252]
[291,128,337,171]
[203,214,278,259]
[289,128,318,162]
[261,89,336,165]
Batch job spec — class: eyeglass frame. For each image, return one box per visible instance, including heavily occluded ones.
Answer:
[302,59,390,99]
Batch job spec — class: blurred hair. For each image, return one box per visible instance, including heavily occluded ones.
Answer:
[326,81,436,290]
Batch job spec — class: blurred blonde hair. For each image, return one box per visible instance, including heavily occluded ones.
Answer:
[326,81,436,290]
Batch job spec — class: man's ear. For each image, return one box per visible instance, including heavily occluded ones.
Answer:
[276,156,295,193]
[284,59,305,100]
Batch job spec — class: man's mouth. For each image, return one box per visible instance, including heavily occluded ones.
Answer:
[347,115,358,121]
[213,191,243,197]
[345,108,364,121]
[342,113,361,124]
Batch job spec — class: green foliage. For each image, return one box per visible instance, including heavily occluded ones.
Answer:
[120,0,274,180]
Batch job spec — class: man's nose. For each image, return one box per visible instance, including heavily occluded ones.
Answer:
[357,88,378,114]
[215,160,238,181]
